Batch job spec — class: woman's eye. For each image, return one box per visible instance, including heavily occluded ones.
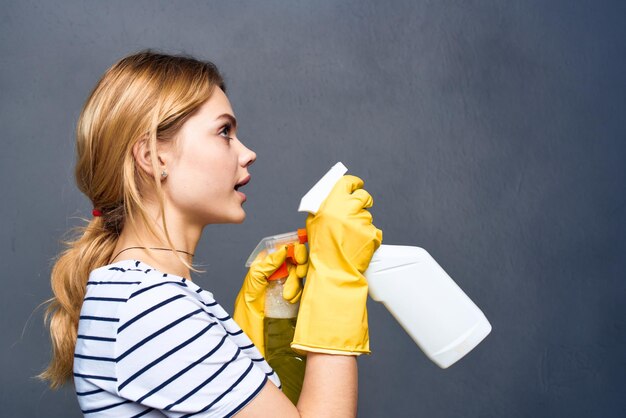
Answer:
[219,123,233,140]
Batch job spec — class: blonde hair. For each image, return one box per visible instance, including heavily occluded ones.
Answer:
[39,50,225,388]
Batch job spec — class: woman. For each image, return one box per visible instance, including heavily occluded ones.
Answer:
[40,50,381,417]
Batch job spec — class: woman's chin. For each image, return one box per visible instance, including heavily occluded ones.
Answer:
[231,215,246,224]
[229,208,247,224]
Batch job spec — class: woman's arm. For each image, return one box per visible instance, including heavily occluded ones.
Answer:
[236,353,357,418]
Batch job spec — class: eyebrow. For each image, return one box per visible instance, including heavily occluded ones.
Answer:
[215,113,237,130]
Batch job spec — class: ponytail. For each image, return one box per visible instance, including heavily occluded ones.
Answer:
[39,217,117,388]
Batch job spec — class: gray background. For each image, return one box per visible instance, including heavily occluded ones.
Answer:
[2,0,624,417]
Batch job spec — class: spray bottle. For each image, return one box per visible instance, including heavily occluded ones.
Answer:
[246,230,308,404]
[248,162,492,369]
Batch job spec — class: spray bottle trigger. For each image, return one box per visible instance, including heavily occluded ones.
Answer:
[267,244,297,282]
[267,262,289,281]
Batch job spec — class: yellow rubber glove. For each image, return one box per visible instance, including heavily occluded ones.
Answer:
[233,244,308,357]
[291,175,382,355]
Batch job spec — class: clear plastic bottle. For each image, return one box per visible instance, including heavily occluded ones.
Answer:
[264,276,306,405]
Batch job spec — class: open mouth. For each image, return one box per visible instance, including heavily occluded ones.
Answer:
[235,175,250,191]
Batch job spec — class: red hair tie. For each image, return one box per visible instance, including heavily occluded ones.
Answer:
[92,209,103,217]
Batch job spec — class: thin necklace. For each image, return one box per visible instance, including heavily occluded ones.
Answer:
[110,246,195,263]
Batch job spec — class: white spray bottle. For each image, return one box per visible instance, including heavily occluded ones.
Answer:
[249,162,492,368]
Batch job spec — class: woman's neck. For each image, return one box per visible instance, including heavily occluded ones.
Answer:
[110,209,202,279]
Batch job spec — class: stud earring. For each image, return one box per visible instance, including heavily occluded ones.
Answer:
[161,169,168,179]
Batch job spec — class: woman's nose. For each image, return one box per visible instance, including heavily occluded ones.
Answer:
[239,142,256,167]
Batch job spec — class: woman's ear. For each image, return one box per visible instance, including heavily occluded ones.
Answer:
[132,136,165,178]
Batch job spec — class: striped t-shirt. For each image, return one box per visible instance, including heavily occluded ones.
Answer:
[73,259,280,417]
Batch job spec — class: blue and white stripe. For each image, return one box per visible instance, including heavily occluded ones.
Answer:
[74,260,279,417]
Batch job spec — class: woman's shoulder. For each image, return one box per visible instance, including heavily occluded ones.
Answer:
[89,259,194,289]
[90,259,169,281]
[86,260,192,302]
[83,260,235,345]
